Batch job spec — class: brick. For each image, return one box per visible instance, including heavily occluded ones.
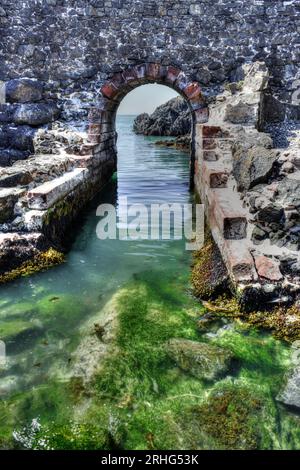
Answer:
[183,82,202,100]
[165,66,181,84]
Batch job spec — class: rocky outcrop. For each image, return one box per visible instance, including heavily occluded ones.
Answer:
[166,338,234,381]
[194,61,300,307]
[278,365,300,409]
[133,96,191,137]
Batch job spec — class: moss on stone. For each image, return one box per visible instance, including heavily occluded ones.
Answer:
[201,295,300,343]
[0,320,40,343]
[185,381,263,450]
[0,248,65,284]
[191,238,229,300]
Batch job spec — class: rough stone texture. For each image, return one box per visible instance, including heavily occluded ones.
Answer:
[232,145,278,191]
[27,168,87,210]
[13,103,60,126]
[133,96,191,136]
[5,79,43,104]
[278,366,300,409]
[0,0,298,306]
[165,338,234,381]
[194,62,300,306]
[0,232,49,274]
[0,0,299,111]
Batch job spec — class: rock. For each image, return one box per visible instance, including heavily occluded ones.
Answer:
[224,101,256,124]
[0,320,42,344]
[262,94,286,123]
[0,232,49,275]
[132,113,150,134]
[165,338,234,381]
[7,126,35,151]
[133,96,191,136]
[242,62,269,93]
[256,204,284,224]
[254,255,283,281]
[0,148,30,166]
[232,145,278,191]
[277,366,300,409]
[13,103,60,126]
[192,239,230,300]
[251,226,268,244]
[276,178,300,209]
[5,79,43,103]
[0,187,25,223]
[0,104,16,123]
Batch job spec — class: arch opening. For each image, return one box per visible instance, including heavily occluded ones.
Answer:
[88,63,209,187]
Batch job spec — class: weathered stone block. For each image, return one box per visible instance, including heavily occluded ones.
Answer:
[27,168,87,210]
[0,187,25,223]
[6,79,43,103]
[13,103,60,126]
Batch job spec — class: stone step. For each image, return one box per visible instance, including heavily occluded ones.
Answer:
[0,154,73,188]
[27,168,87,210]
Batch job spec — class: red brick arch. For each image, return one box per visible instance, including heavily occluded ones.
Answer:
[87,63,208,144]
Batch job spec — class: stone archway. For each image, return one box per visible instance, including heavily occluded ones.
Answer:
[87,63,209,185]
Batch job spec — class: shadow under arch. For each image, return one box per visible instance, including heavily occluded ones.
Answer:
[88,63,209,187]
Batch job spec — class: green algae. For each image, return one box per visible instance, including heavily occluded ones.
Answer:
[0,248,65,285]
[5,266,300,450]
[0,320,41,343]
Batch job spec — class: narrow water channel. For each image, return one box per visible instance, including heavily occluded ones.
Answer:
[0,116,299,449]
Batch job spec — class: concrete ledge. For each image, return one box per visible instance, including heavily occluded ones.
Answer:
[27,168,87,210]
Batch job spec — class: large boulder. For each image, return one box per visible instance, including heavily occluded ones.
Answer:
[13,103,60,126]
[5,78,44,103]
[277,365,300,409]
[165,338,234,381]
[232,144,278,191]
[133,96,191,136]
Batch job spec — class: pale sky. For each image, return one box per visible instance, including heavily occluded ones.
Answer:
[117,84,179,115]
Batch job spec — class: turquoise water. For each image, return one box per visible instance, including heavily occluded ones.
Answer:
[0,116,299,449]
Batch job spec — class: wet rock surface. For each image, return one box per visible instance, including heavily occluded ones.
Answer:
[166,338,234,381]
[278,366,300,409]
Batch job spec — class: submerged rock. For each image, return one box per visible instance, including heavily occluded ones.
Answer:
[0,319,42,344]
[277,366,300,409]
[165,338,234,381]
[182,380,265,450]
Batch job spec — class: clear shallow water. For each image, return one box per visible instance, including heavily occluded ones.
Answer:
[0,116,299,449]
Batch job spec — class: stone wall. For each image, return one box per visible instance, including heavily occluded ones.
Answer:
[0,0,300,107]
[0,0,299,166]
